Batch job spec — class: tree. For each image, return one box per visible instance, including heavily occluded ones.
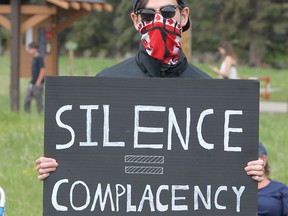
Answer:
[59,0,287,68]
[61,0,138,57]
[66,9,115,56]
[188,0,288,68]
[219,0,288,67]
[188,0,225,53]
[107,0,138,57]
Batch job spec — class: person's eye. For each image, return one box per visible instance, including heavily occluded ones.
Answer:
[160,6,176,19]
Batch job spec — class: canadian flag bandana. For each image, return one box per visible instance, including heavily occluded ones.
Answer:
[138,12,182,65]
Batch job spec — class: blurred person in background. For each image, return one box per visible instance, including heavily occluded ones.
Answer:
[24,42,45,113]
[210,41,238,79]
[0,186,5,216]
[258,141,288,216]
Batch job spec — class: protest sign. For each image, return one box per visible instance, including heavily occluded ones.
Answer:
[43,77,259,216]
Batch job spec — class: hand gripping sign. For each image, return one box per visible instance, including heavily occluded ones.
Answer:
[43,77,259,216]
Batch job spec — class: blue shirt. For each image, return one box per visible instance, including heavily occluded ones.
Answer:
[258,180,288,216]
[31,55,44,85]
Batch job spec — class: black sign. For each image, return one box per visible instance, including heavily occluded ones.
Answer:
[43,77,259,216]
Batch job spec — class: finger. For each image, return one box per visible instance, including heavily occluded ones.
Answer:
[38,173,50,181]
[252,175,264,182]
[245,165,264,172]
[246,170,263,177]
[35,157,45,165]
[38,167,57,175]
[36,161,58,171]
[35,157,54,165]
[35,157,56,165]
[247,159,264,166]
[245,162,264,171]
[35,157,58,168]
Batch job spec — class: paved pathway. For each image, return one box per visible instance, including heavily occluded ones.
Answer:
[260,102,288,113]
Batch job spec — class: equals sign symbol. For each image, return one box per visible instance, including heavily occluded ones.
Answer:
[124,155,165,175]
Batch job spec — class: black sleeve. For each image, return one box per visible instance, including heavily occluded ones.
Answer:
[38,56,45,69]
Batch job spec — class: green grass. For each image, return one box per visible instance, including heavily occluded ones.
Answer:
[0,55,287,216]
[0,111,43,215]
[197,63,288,102]
[259,114,288,180]
[58,56,121,76]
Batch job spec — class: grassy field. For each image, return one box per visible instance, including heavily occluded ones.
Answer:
[0,55,287,215]
[198,63,288,102]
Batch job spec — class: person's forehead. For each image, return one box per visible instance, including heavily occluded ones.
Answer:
[145,0,178,9]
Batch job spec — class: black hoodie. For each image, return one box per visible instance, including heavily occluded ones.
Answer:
[98,43,210,79]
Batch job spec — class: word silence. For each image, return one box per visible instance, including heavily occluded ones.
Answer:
[43,77,259,216]
[55,104,243,152]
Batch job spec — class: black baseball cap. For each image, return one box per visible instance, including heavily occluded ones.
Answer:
[132,0,190,32]
[259,142,268,157]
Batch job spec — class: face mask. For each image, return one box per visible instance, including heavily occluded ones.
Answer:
[138,12,182,65]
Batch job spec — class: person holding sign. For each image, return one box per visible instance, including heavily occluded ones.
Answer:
[258,142,288,216]
[36,0,264,183]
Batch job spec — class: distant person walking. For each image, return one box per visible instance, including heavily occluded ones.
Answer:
[258,142,288,216]
[210,42,238,79]
[24,42,45,113]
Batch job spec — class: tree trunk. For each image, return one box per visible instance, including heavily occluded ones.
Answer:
[249,37,262,67]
